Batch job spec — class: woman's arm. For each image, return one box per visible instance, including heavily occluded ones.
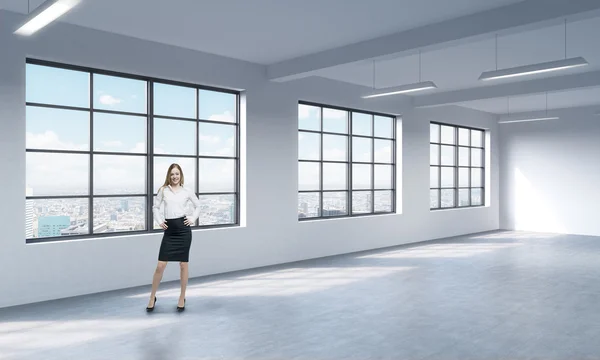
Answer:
[152,186,166,226]
[187,189,202,224]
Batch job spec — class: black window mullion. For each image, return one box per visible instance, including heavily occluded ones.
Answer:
[348,111,352,215]
[89,72,94,235]
[146,80,154,232]
[319,106,324,217]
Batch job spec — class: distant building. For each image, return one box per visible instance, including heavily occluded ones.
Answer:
[38,216,70,238]
[26,186,34,238]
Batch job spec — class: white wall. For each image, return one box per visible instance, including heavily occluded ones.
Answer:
[0,10,499,309]
[500,108,600,236]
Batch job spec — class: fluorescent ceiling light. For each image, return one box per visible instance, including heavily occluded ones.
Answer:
[14,0,80,36]
[498,117,559,124]
[362,81,437,99]
[479,57,588,81]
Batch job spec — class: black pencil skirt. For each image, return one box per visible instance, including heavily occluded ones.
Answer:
[158,217,192,262]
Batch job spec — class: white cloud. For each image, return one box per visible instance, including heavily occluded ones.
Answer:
[298,105,318,120]
[99,95,122,106]
[103,140,123,148]
[199,134,221,144]
[26,131,88,151]
[209,111,235,122]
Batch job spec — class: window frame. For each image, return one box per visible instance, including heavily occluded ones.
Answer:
[429,121,485,210]
[298,101,397,220]
[25,58,241,243]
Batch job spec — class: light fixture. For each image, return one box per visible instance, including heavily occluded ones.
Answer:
[498,92,559,124]
[479,57,588,81]
[498,117,559,124]
[362,50,437,99]
[480,21,588,81]
[362,81,437,98]
[14,0,81,36]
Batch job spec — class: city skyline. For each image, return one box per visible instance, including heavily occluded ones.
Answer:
[25,62,240,240]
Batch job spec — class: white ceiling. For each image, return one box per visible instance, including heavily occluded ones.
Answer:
[457,86,600,114]
[2,0,522,64]
[3,0,600,115]
[314,16,600,92]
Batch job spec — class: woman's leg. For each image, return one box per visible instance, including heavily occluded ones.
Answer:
[148,261,168,307]
[179,262,189,307]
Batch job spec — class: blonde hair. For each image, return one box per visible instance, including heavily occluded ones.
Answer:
[161,163,184,189]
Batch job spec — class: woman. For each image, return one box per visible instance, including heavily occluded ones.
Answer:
[146,163,201,312]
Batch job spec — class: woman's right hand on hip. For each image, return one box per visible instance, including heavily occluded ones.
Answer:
[160,222,168,230]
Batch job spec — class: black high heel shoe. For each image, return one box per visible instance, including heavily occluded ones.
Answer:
[177,298,186,312]
[146,296,157,312]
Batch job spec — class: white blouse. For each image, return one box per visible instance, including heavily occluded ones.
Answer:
[152,185,201,225]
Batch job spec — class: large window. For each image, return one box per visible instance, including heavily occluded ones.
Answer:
[25,59,240,242]
[430,122,485,209]
[298,102,396,219]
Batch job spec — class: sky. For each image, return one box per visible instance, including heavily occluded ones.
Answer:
[25,63,237,196]
[298,104,395,190]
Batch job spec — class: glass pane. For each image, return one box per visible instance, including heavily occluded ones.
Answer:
[352,112,372,136]
[374,139,393,163]
[298,192,320,218]
[352,137,372,162]
[197,122,236,157]
[26,106,89,151]
[299,132,320,160]
[199,159,235,193]
[153,157,197,193]
[430,144,439,165]
[323,163,347,190]
[375,164,392,189]
[94,113,146,153]
[471,188,483,206]
[198,90,236,122]
[323,192,347,216]
[94,154,146,195]
[153,83,195,119]
[458,147,469,166]
[154,118,196,155]
[441,167,455,188]
[323,108,348,134]
[374,190,393,212]
[26,153,89,196]
[323,134,347,161]
[430,123,440,143]
[471,148,483,167]
[471,130,483,147]
[26,63,89,108]
[197,194,236,225]
[352,191,372,214]
[430,189,439,209]
[441,145,455,166]
[298,162,320,191]
[152,193,198,229]
[458,189,470,207]
[93,197,146,233]
[352,164,372,190]
[458,128,469,146]
[471,168,483,187]
[430,166,439,188]
[27,198,89,239]
[298,104,320,131]
[441,189,455,208]
[93,74,147,113]
[374,115,393,138]
[459,168,469,187]
[441,125,455,144]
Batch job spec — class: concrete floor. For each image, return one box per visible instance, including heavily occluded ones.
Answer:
[1,230,600,359]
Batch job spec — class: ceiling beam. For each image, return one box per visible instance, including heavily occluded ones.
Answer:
[267,0,600,82]
[413,70,600,108]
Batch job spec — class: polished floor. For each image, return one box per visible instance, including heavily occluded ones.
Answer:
[1,230,600,359]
